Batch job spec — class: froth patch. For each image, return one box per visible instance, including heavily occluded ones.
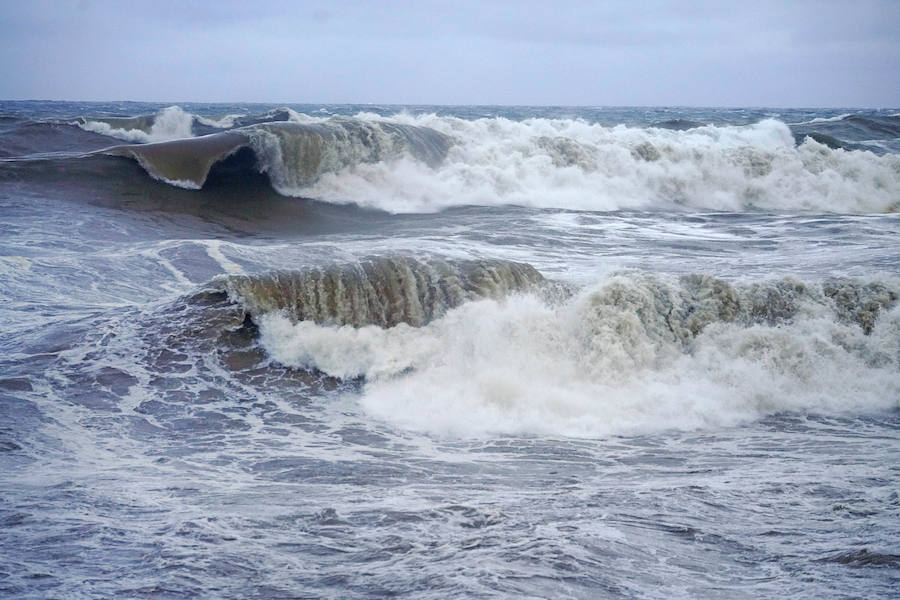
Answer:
[301,115,900,213]
[258,273,900,438]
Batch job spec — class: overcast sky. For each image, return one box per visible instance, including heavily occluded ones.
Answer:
[1,0,897,107]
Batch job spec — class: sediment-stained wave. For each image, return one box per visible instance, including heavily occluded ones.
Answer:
[101,130,251,189]
[240,264,900,435]
[99,118,452,190]
[182,254,900,434]
[210,256,546,328]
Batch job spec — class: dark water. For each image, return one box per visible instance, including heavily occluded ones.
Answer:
[1,101,898,598]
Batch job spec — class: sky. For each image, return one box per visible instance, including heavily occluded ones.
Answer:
[1,0,898,107]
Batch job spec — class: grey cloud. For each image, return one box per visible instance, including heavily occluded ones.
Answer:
[0,0,897,106]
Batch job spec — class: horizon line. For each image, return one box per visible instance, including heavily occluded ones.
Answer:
[2,98,899,111]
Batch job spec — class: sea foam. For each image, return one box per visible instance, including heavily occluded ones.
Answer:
[292,115,900,213]
[258,271,900,437]
[78,106,195,143]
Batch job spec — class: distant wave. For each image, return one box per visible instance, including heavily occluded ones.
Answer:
[790,113,855,126]
[75,106,196,143]
[789,113,900,154]
[216,260,900,437]
[5,106,900,214]
[106,112,900,213]
[74,106,301,142]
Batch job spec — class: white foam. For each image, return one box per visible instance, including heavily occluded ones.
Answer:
[284,108,324,123]
[790,113,853,125]
[257,114,900,214]
[78,106,195,143]
[195,113,242,128]
[203,240,245,274]
[129,152,202,189]
[258,274,900,438]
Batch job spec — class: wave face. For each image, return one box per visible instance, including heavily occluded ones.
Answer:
[217,256,546,328]
[255,268,900,437]
[100,118,451,190]
[102,130,251,188]
[247,118,452,193]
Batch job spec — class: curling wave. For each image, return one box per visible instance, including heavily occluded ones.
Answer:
[101,117,451,190]
[254,267,900,436]
[4,105,893,213]
[92,110,900,213]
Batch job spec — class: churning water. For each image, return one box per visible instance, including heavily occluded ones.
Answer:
[1,102,898,598]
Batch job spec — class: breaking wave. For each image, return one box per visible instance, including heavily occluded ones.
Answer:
[213,256,546,328]
[358,114,899,213]
[76,105,196,143]
[100,117,451,190]
[5,106,896,213]
[96,111,900,213]
[243,264,900,437]
[789,113,900,155]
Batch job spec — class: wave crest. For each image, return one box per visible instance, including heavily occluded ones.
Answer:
[217,256,545,328]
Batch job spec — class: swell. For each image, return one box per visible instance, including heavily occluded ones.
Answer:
[0,119,124,157]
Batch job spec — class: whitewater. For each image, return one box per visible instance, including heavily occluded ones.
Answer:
[1,101,898,599]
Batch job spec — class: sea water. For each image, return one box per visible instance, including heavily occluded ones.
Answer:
[0,101,898,598]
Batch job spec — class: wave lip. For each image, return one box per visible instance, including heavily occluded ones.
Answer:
[219,256,546,328]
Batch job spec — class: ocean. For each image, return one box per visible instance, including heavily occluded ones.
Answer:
[0,101,898,598]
